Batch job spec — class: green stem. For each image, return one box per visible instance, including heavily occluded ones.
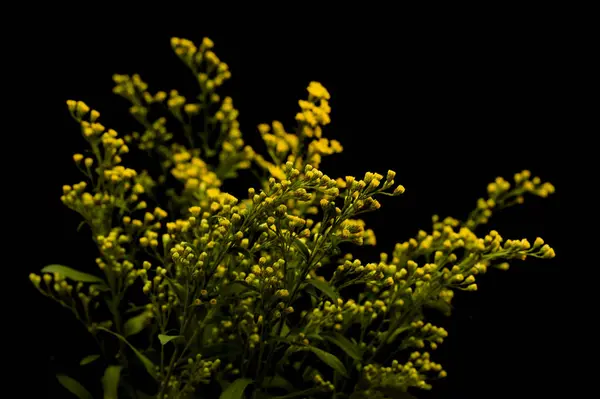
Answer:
[158,347,179,399]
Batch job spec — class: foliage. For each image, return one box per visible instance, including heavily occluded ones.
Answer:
[31,36,556,399]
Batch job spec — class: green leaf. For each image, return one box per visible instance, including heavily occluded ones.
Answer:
[219,378,253,399]
[280,322,290,337]
[102,365,122,399]
[307,333,323,342]
[124,311,153,337]
[292,237,311,261]
[158,334,182,346]
[261,375,294,392]
[323,332,363,361]
[271,321,290,338]
[387,325,411,344]
[41,264,105,284]
[304,278,339,302]
[306,346,348,377]
[80,354,101,366]
[56,375,93,399]
[98,327,157,380]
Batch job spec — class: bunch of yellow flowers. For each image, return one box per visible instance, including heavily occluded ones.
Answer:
[30,36,555,399]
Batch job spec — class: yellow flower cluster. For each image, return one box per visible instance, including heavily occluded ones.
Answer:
[255,81,338,181]
[215,97,254,178]
[306,298,348,331]
[338,218,377,246]
[402,321,448,351]
[312,372,335,392]
[175,356,221,396]
[171,36,231,93]
[359,352,445,393]
[254,121,301,180]
[63,102,157,237]
[467,170,556,228]
[112,74,175,152]
[296,82,332,137]
[171,146,222,193]
[29,271,103,328]
[232,257,287,294]
[37,35,557,399]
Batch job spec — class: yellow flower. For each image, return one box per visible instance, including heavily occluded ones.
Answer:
[307,81,330,100]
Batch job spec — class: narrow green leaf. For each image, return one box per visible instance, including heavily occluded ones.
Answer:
[261,375,294,392]
[124,311,153,337]
[98,327,157,380]
[219,377,252,399]
[102,365,122,399]
[271,321,290,338]
[323,332,363,361]
[76,221,87,232]
[80,354,101,366]
[307,333,323,342]
[158,334,182,346]
[56,374,93,399]
[306,346,348,377]
[386,325,411,344]
[280,322,290,337]
[304,278,339,302]
[42,264,105,284]
[292,237,311,260]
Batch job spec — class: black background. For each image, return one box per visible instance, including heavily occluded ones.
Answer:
[12,13,578,398]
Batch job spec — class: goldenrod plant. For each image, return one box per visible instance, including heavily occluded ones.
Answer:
[31,36,556,399]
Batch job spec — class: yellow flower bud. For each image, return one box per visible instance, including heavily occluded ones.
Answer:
[76,101,90,115]
[496,262,510,271]
[393,185,405,195]
[144,212,155,223]
[184,103,200,114]
[202,37,214,49]
[66,99,77,112]
[90,110,100,122]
